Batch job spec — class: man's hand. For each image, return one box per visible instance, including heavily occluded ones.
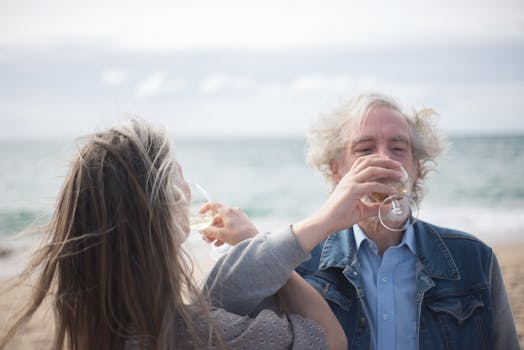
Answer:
[321,156,403,231]
[292,156,402,251]
[200,203,259,246]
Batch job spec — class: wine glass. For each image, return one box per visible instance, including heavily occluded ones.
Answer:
[371,166,419,231]
[188,183,230,259]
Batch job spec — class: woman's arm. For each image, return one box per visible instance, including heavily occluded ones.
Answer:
[278,272,347,350]
[204,157,401,253]
[202,160,401,321]
[203,226,309,315]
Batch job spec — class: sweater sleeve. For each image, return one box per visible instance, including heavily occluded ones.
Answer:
[208,308,328,350]
[202,226,310,316]
[490,253,520,350]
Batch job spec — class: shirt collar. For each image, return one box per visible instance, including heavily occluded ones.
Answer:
[353,224,368,250]
[353,223,417,255]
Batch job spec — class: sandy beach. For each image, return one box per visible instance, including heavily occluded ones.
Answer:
[1,241,523,348]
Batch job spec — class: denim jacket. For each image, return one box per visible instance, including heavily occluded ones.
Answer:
[296,220,520,350]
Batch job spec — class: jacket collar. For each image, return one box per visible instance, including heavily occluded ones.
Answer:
[318,220,460,280]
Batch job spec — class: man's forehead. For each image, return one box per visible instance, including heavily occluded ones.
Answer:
[352,135,410,144]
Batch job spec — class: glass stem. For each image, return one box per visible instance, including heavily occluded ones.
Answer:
[391,199,402,215]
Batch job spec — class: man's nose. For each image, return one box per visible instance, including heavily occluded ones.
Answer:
[376,144,391,158]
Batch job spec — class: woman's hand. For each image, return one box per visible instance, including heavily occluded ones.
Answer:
[200,203,258,246]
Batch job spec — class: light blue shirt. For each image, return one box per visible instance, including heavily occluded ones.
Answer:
[353,224,418,350]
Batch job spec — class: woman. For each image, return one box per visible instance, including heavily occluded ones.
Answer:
[1,119,399,349]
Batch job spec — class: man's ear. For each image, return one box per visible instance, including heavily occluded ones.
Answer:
[330,159,341,184]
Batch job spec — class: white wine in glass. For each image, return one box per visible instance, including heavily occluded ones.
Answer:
[371,166,418,231]
[188,183,230,259]
[189,183,216,230]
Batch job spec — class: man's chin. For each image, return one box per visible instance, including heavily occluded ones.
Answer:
[358,216,380,230]
[360,216,408,232]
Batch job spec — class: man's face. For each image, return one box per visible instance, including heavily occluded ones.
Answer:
[331,106,418,188]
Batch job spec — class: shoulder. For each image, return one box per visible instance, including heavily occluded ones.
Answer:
[419,220,492,251]
[423,221,481,241]
[417,220,495,273]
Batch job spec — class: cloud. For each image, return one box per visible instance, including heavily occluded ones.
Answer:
[195,72,435,114]
[200,74,255,94]
[250,74,433,105]
[289,74,354,94]
[435,81,524,134]
[133,71,185,98]
[1,0,523,51]
[1,44,523,138]
[134,71,167,98]
[100,68,128,87]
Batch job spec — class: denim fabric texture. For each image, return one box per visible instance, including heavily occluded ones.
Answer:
[296,220,519,350]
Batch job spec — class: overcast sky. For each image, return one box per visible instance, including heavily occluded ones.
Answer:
[1,0,524,139]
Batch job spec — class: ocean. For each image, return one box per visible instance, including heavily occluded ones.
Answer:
[1,135,524,247]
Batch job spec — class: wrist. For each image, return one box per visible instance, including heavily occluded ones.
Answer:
[291,215,329,253]
[232,230,258,245]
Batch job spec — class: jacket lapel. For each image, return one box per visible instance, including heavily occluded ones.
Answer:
[317,221,460,281]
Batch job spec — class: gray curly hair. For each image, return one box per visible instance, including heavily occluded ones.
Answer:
[306,93,448,204]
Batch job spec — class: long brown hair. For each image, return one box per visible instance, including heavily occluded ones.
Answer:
[1,119,222,349]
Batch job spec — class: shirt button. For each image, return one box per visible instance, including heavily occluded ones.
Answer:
[382,277,388,283]
[383,314,390,320]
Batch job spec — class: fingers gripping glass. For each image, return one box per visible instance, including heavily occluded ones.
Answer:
[371,166,419,231]
[189,183,216,231]
[188,183,230,259]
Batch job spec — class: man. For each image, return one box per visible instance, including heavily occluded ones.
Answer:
[294,93,520,349]
[203,93,520,349]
